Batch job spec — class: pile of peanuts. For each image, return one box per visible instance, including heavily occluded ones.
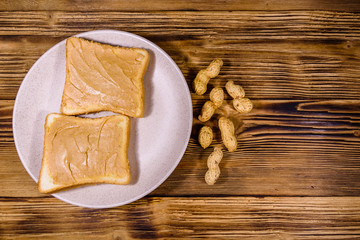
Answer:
[194,59,253,185]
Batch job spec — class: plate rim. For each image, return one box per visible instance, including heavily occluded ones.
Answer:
[13,29,193,208]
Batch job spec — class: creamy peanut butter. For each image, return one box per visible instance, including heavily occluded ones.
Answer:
[44,114,130,186]
[61,37,149,117]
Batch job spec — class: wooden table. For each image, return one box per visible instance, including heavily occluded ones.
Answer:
[1,1,360,239]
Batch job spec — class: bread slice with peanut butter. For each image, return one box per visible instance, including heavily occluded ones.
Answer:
[60,37,149,118]
[38,113,131,194]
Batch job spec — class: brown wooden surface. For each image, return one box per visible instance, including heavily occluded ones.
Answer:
[1,1,360,239]
[2,197,360,239]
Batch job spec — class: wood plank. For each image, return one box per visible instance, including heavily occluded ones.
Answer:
[2,99,360,197]
[1,11,360,39]
[157,99,360,196]
[1,196,360,239]
[1,11,360,100]
[1,0,360,12]
[2,41,360,101]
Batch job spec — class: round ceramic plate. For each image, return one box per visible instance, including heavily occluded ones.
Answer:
[13,30,192,208]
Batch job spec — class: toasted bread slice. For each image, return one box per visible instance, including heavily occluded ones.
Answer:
[38,113,131,194]
[60,37,150,117]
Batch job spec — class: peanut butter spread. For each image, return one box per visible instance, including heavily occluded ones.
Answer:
[61,37,149,117]
[44,115,130,185]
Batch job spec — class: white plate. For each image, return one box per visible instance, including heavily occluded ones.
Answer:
[13,30,192,208]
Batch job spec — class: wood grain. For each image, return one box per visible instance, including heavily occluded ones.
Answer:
[1,4,360,239]
[1,11,360,40]
[1,11,360,100]
[2,99,360,197]
[1,197,360,239]
[1,0,360,12]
